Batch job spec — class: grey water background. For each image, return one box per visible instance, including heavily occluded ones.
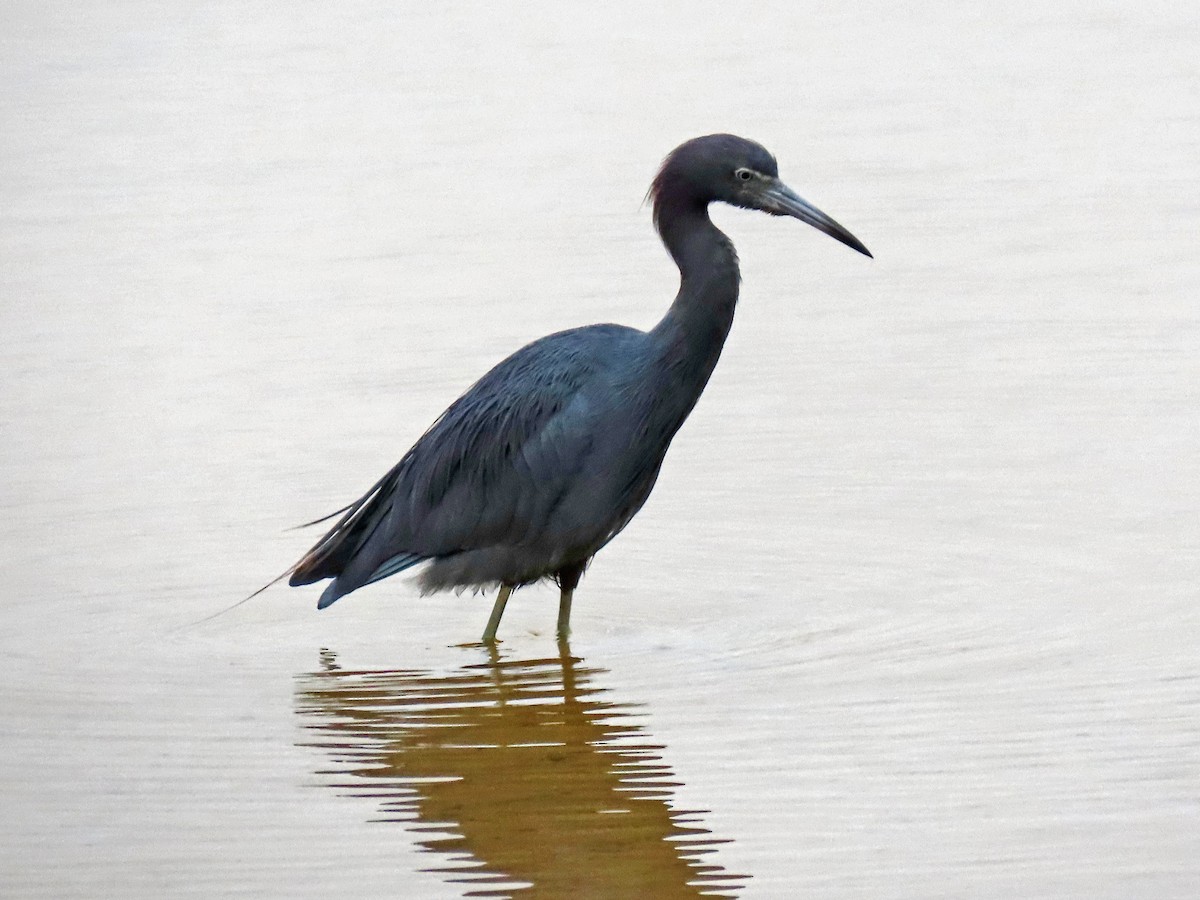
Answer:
[2,1,1198,897]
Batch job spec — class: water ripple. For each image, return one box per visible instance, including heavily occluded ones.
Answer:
[295,647,749,898]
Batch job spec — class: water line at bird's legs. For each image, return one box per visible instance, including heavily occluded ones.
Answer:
[557,589,573,639]
[482,584,513,643]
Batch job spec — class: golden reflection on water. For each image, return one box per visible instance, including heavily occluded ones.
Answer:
[295,646,748,898]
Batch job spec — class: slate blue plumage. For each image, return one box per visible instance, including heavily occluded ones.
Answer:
[284,134,872,641]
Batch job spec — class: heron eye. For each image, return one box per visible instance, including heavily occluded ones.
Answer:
[735,168,754,181]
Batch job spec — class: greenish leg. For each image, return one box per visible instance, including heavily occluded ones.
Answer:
[482,584,513,643]
[556,588,573,639]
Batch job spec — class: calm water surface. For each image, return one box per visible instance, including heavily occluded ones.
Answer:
[2,2,1198,897]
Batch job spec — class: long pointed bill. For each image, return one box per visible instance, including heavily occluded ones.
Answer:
[763,180,873,258]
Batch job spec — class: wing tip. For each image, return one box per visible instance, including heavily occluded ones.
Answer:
[316,580,342,610]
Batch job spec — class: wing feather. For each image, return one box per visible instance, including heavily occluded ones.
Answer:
[288,324,639,601]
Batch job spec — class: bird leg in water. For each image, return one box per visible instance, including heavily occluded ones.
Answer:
[481,584,513,643]
[556,562,585,639]
[557,590,573,638]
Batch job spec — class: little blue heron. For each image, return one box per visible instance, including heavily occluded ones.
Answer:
[279,134,871,642]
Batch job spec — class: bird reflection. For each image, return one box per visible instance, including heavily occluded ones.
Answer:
[295,645,748,898]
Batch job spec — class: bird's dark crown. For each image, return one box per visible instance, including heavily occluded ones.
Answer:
[649,134,779,209]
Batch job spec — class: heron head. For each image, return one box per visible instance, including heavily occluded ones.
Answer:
[652,134,872,258]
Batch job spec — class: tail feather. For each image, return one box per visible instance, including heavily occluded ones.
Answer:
[286,502,358,531]
[315,552,425,611]
[365,552,424,586]
[180,465,424,629]
[317,580,342,610]
[288,462,406,586]
[175,564,295,630]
